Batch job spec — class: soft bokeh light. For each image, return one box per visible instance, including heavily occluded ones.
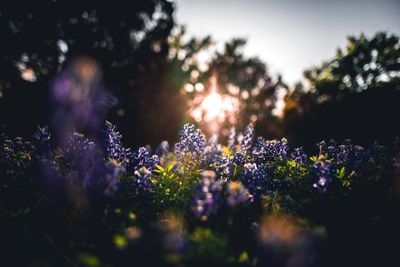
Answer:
[188,76,241,134]
[201,92,222,121]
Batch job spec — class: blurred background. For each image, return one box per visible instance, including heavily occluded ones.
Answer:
[0,0,399,150]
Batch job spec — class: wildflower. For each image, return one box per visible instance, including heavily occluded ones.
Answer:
[130,146,159,172]
[312,158,333,192]
[131,167,153,196]
[175,124,206,159]
[102,121,131,168]
[291,147,309,165]
[203,134,222,166]
[104,159,124,196]
[226,181,253,207]
[192,170,221,221]
[317,140,337,159]
[240,163,268,196]
[212,155,232,180]
[32,125,52,155]
[240,124,255,155]
[252,137,289,165]
[63,132,106,190]
[227,127,236,151]
[233,152,245,166]
[156,140,170,158]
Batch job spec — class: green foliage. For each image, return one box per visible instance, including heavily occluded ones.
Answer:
[189,227,230,263]
[274,159,311,182]
[304,32,400,100]
[77,253,101,267]
[335,166,353,188]
[152,163,200,210]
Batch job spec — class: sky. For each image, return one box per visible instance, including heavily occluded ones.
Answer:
[174,0,400,85]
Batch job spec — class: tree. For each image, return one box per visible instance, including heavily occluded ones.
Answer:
[0,0,175,147]
[169,29,288,138]
[283,32,400,148]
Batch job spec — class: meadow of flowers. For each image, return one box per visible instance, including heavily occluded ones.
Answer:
[1,122,399,266]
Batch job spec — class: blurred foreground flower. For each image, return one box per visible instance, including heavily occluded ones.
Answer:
[192,170,221,221]
[50,57,116,147]
[257,215,316,267]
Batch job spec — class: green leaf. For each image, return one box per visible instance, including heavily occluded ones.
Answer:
[238,251,249,263]
[336,167,346,179]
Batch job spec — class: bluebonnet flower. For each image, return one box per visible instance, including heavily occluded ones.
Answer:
[64,132,99,160]
[336,140,354,164]
[174,124,206,167]
[252,137,289,164]
[240,163,268,197]
[291,147,309,165]
[227,127,236,151]
[156,140,170,165]
[192,170,221,221]
[317,140,337,159]
[63,133,110,185]
[33,125,51,143]
[317,139,367,175]
[156,141,170,158]
[226,181,253,207]
[104,159,125,196]
[102,121,131,168]
[335,140,366,172]
[312,158,333,192]
[212,155,232,181]
[130,146,159,172]
[203,134,223,167]
[50,58,113,147]
[233,152,245,166]
[32,125,52,155]
[120,165,154,197]
[131,167,153,196]
[240,124,255,155]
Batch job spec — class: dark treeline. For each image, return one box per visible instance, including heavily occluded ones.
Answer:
[0,1,399,151]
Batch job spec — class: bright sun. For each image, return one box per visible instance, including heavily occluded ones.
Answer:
[201,92,223,121]
[188,76,240,134]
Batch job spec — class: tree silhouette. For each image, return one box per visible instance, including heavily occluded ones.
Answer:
[0,0,175,147]
[169,29,288,138]
[283,32,400,149]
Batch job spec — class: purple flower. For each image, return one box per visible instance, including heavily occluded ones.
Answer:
[156,141,170,158]
[104,159,124,196]
[192,170,221,221]
[130,146,159,172]
[291,147,309,165]
[317,140,337,159]
[102,121,131,168]
[233,152,245,166]
[32,125,52,154]
[252,137,289,164]
[226,181,253,207]
[131,167,153,196]
[50,58,114,147]
[203,135,223,166]
[212,155,232,180]
[240,124,255,155]
[227,127,236,151]
[240,163,268,197]
[174,123,206,163]
[312,159,333,192]
[63,132,105,189]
